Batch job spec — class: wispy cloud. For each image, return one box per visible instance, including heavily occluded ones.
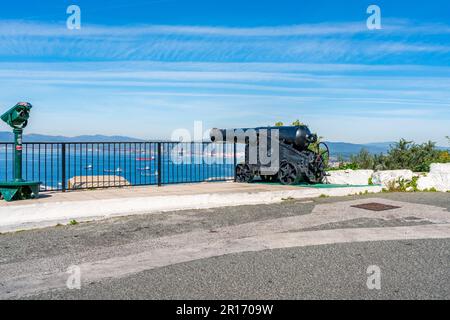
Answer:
[1,60,449,114]
[0,19,449,144]
[2,19,450,37]
[1,20,450,63]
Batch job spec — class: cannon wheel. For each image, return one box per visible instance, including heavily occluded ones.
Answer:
[236,164,254,183]
[278,161,299,185]
[311,142,330,184]
[317,142,330,167]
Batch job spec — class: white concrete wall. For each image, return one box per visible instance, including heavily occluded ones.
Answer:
[417,163,450,192]
[371,170,414,188]
[326,164,450,192]
[325,170,373,185]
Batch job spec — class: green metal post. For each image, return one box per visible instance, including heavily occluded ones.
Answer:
[13,128,23,182]
[0,102,41,201]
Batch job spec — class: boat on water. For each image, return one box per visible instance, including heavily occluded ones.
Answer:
[103,167,123,173]
[140,173,154,177]
[136,157,155,161]
[137,166,152,171]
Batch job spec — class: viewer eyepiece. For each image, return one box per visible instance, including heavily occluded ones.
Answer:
[0,102,32,129]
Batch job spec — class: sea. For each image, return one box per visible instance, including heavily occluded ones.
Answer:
[0,143,244,190]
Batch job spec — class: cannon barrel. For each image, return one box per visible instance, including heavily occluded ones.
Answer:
[210,125,317,150]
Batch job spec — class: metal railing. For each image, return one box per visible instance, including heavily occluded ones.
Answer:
[0,142,237,191]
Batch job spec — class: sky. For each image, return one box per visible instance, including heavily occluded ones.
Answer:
[0,0,449,144]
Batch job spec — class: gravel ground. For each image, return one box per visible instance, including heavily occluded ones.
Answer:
[28,238,450,300]
[0,192,448,265]
[0,192,448,299]
[320,192,450,210]
[293,217,432,232]
[0,200,315,264]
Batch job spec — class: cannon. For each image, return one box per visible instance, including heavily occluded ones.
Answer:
[210,126,329,185]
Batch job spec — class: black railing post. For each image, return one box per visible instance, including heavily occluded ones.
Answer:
[61,143,66,192]
[233,142,237,182]
[157,142,162,186]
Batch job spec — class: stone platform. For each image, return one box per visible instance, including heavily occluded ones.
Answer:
[0,181,382,233]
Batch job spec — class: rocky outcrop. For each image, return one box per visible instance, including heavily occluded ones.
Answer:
[371,170,414,188]
[324,164,450,192]
[429,163,450,174]
[417,163,450,192]
[325,169,373,185]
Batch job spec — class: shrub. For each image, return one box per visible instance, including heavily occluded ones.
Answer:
[327,162,360,171]
[382,176,419,192]
[350,148,374,170]
[341,139,450,172]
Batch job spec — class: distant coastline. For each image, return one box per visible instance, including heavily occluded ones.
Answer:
[0,131,447,159]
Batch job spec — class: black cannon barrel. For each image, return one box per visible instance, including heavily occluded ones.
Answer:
[210,125,317,150]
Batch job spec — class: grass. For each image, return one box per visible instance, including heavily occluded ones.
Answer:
[382,177,420,193]
[69,219,79,226]
[422,187,438,192]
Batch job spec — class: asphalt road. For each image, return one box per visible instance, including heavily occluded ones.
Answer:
[0,192,449,299]
[29,239,450,300]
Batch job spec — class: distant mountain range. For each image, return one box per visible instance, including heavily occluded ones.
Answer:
[0,131,146,143]
[0,131,447,158]
[325,141,448,159]
[324,141,394,158]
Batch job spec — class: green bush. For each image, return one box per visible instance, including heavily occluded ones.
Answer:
[327,162,360,171]
[382,176,419,193]
[342,139,450,172]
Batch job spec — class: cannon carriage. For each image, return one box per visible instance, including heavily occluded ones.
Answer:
[210,126,329,185]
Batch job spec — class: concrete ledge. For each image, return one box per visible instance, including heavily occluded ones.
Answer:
[68,175,130,189]
[0,183,382,233]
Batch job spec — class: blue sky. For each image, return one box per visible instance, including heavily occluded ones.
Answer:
[0,0,449,144]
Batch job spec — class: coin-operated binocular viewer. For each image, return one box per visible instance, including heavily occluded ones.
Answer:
[0,102,41,201]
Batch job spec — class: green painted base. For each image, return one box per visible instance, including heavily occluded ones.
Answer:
[0,181,41,202]
[254,181,375,188]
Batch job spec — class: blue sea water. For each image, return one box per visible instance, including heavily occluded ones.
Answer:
[0,143,240,190]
